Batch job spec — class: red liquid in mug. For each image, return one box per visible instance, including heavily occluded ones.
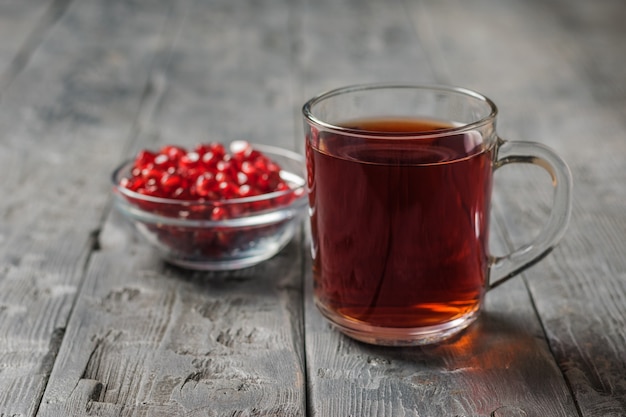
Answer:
[307,117,494,329]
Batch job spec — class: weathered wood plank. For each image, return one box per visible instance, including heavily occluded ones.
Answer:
[1,0,623,415]
[136,0,301,152]
[304,218,577,416]
[406,0,626,415]
[296,0,435,100]
[40,232,305,417]
[0,0,63,92]
[504,1,626,412]
[38,0,306,415]
[297,0,578,415]
[0,0,176,415]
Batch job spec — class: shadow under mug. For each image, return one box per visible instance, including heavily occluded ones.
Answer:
[302,84,572,346]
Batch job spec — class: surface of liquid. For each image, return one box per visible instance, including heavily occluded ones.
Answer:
[307,117,494,329]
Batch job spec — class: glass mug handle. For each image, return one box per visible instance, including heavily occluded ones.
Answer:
[489,138,573,290]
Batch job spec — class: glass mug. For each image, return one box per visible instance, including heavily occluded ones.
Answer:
[302,84,572,346]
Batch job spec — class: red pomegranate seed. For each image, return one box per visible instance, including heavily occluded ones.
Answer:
[266,161,280,173]
[214,171,227,183]
[117,141,304,257]
[139,184,164,198]
[194,143,212,156]
[142,167,163,181]
[172,186,193,200]
[247,149,262,161]
[238,184,253,197]
[135,150,156,168]
[211,206,228,221]
[216,159,231,172]
[180,151,200,169]
[230,140,252,159]
[153,154,176,174]
[209,143,226,158]
[235,172,248,185]
[195,172,218,197]
[240,161,256,176]
[218,181,239,198]
[160,173,183,193]
[160,145,187,161]
[201,151,220,168]
[256,171,282,192]
[267,171,282,190]
[120,141,296,220]
[120,176,145,192]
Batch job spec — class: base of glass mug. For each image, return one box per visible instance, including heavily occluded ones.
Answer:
[315,301,481,346]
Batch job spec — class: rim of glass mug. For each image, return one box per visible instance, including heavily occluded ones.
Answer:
[302,83,498,140]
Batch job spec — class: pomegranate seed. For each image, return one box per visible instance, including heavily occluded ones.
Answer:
[160,173,183,193]
[251,200,271,212]
[211,206,228,221]
[236,172,248,185]
[135,150,156,168]
[247,149,262,161]
[230,140,252,159]
[266,171,282,190]
[142,167,163,181]
[238,185,262,199]
[172,187,193,200]
[160,145,187,161]
[117,141,303,258]
[194,143,212,155]
[195,172,218,197]
[139,184,164,198]
[209,143,226,158]
[216,159,231,172]
[154,154,169,165]
[240,161,256,176]
[201,151,220,168]
[214,171,227,182]
[216,160,238,181]
[180,151,200,169]
[218,181,239,198]
[119,141,296,218]
[256,173,270,191]
[153,155,176,174]
[266,161,280,173]
[120,176,145,192]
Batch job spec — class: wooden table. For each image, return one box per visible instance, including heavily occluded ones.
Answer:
[1,0,625,415]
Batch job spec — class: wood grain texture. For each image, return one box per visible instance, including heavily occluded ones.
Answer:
[303,221,577,416]
[0,0,624,415]
[407,0,626,415]
[118,0,302,152]
[40,232,305,416]
[38,0,306,415]
[297,0,578,415]
[295,0,435,100]
[0,0,64,92]
[305,268,577,417]
[0,0,175,415]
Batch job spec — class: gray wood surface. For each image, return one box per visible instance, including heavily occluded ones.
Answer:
[37,1,306,415]
[0,0,166,414]
[0,0,624,415]
[297,0,577,416]
[0,0,60,91]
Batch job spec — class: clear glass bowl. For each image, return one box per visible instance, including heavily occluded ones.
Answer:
[111,144,307,270]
